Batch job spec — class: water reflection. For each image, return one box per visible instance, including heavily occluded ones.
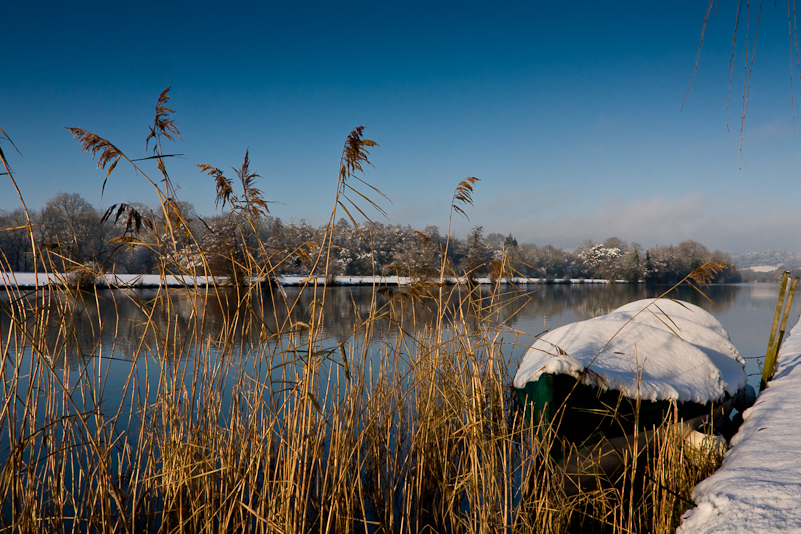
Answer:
[0,282,789,381]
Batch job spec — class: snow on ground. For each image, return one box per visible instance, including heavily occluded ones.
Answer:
[745,265,781,273]
[0,272,615,288]
[678,314,801,533]
[0,272,219,288]
[513,298,747,404]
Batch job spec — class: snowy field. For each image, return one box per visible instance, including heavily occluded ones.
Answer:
[679,314,801,533]
[0,272,614,288]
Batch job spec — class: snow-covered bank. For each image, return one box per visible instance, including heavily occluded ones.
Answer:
[0,272,218,289]
[278,275,614,286]
[678,314,801,533]
[0,272,617,289]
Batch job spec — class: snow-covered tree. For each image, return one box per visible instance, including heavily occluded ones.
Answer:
[577,242,623,280]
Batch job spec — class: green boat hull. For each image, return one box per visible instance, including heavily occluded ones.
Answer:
[515,373,721,449]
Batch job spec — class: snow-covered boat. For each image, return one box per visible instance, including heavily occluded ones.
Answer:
[514,298,755,493]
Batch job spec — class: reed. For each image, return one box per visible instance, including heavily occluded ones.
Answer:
[0,91,722,533]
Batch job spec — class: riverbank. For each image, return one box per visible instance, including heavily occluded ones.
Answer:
[0,271,618,289]
[678,314,801,533]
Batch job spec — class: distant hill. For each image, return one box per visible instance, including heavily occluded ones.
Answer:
[732,251,801,271]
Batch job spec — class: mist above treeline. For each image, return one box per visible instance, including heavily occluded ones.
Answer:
[0,191,750,284]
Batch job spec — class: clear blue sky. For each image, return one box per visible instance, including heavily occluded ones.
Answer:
[3,1,800,253]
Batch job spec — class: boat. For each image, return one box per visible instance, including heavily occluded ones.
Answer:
[514,298,756,494]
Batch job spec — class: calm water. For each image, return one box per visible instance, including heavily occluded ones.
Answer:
[1,283,797,400]
[1,282,793,531]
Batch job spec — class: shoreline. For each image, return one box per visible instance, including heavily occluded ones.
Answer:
[0,272,620,289]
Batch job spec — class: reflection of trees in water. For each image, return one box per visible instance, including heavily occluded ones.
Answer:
[672,284,740,312]
[450,283,740,332]
[41,294,103,368]
[0,284,743,368]
[1,290,126,371]
[463,284,644,330]
[201,286,395,345]
[565,283,738,320]
[0,288,227,369]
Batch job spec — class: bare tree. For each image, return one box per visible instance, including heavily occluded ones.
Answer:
[39,192,105,270]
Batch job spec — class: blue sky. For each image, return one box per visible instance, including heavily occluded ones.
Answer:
[3,1,801,253]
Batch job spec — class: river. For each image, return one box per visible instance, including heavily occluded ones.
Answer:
[0,281,795,531]
[2,282,794,393]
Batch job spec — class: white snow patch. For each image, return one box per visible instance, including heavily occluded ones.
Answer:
[0,272,619,288]
[746,265,780,273]
[514,299,746,404]
[0,272,55,287]
[0,272,218,288]
[678,314,801,533]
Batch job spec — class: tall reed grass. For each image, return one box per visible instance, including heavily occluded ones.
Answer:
[0,91,722,533]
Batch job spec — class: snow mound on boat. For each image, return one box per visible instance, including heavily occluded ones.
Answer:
[514,299,746,404]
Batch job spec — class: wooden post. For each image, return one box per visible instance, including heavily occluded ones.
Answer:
[766,272,790,358]
[772,276,799,369]
[761,272,798,391]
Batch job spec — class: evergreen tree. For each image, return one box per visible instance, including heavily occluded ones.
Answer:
[459,226,489,281]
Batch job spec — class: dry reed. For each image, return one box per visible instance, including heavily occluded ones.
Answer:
[0,91,723,533]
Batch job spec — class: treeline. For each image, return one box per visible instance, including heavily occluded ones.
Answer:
[0,192,741,283]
